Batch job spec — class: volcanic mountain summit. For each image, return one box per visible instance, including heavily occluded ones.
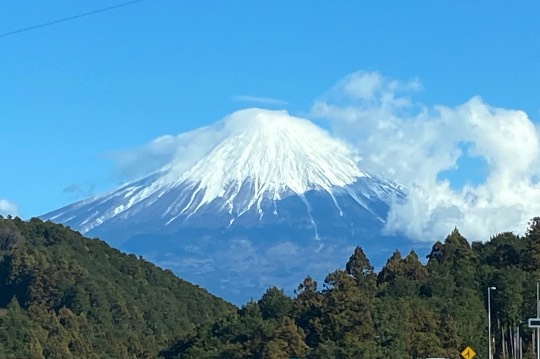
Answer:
[43,109,418,303]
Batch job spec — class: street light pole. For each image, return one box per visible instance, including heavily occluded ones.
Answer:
[488,286,496,359]
[536,282,540,359]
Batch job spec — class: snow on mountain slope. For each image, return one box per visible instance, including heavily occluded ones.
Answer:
[45,109,403,237]
[168,108,366,202]
[42,109,416,304]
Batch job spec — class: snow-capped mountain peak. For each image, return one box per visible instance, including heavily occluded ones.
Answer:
[45,109,402,235]
[161,109,368,206]
[42,108,411,304]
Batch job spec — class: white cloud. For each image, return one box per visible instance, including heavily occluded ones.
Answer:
[108,124,228,180]
[313,71,540,242]
[233,95,287,106]
[0,199,18,217]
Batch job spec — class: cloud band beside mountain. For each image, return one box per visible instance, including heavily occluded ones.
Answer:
[313,71,540,242]
[109,70,540,243]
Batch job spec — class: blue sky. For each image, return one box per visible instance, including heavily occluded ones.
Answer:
[1,1,540,240]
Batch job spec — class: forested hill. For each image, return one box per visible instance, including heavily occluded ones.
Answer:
[0,217,234,358]
[162,218,540,359]
[3,217,540,359]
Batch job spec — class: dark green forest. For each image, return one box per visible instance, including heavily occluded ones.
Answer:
[2,217,540,358]
[161,218,540,359]
[0,217,233,358]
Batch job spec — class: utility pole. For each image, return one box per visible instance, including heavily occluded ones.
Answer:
[536,282,540,359]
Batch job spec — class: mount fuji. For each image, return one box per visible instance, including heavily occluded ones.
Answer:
[43,109,426,303]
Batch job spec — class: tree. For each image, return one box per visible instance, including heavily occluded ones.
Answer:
[0,297,46,359]
[263,317,308,358]
[258,287,293,320]
[526,217,540,270]
[378,251,428,298]
[346,246,377,295]
[321,267,377,355]
[293,276,323,347]
[0,225,23,252]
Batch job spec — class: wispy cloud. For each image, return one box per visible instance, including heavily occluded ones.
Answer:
[105,125,228,180]
[63,182,96,198]
[233,95,287,106]
[0,199,18,217]
[313,71,540,242]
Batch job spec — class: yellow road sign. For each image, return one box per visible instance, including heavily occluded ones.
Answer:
[461,346,476,359]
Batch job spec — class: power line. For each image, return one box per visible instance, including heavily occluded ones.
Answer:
[0,0,148,39]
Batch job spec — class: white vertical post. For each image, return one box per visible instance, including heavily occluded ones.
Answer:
[536,282,540,359]
[518,324,520,359]
[488,286,496,359]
